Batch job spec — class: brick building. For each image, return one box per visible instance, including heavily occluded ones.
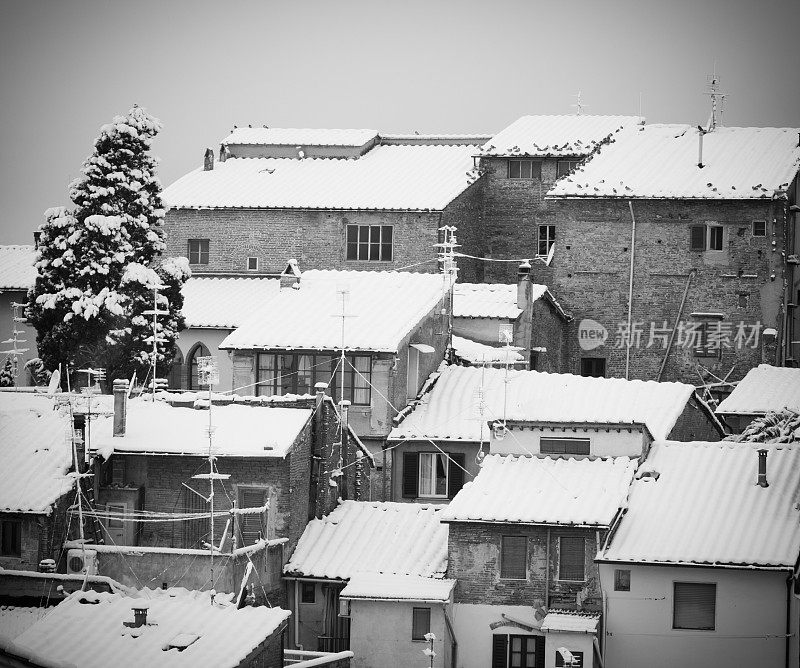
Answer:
[162,128,488,282]
[440,454,637,668]
[0,392,75,573]
[387,363,721,504]
[543,123,800,387]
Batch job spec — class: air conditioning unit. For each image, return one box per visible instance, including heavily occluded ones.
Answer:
[66,548,98,576]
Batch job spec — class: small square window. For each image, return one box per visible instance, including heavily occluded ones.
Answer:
[673,582,716,630]
[412,607,431,640]
[300,582,316,604]
[752,220,766,237]
[188,239,209,265]
[500,535,527,579]
[247,256,258,271]
[614,569,631,591]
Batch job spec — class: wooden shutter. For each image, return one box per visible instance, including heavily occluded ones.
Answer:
[402,452,419,498]
[533,635,546,667]
[558,536,585,581]
[500,536,527,579]
[690,225,706,250]
[491,634,508,668]
[448,453,466,499]
[673,582,716,629]
[411,607,431,640]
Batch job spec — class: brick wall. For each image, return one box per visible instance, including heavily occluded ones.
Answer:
[529,297,568,373]
[667,397,723,441]
[447,522,604,611]
[442,180,485,283]
[540,198,786,385]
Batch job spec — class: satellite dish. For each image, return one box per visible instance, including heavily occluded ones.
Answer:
[47,369,61,397]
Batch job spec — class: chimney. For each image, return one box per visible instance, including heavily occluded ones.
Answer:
[517,260,532,310]
[203,148,214,171]
[697,126,705,168]
[757,449,769,488]
[113,379,128,437]
[127,603,150,628]
[280,259,302,289]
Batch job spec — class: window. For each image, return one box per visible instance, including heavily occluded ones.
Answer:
[752,220,766,237]
[411,607,431,641]
[0,520,22,557]
[555,649,584,667]
[402,452,465,500]
[346,225,393,261]
[247,256,259,270]
[188,239,209,265]
[580,358,606,378]
[540,438,590,456]
[500,536,527,579]
[508,159,541,180]
[301,582,316,604]
[690,225,723,251]
[556,160,582,178]
[673,582,716,630]
[418,453,448,497]
[187,343,211,390]
[237,486,268,545]
[537,225,555,257]
[558,536,585,581]
[614,569,631,591]
[692,316,724,359]
[492,634,544,668]
[255,353,371,405]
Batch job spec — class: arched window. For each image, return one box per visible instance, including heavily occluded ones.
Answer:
[187,343,210,390]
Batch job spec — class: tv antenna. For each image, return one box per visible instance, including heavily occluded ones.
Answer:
[142,283,169,399]
[571,91,587,116]
[704,66,728,131]
[0,302,30,382]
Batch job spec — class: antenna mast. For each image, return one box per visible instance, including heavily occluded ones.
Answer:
[0,302,30,382]
[704,66,727,131]
[142,284,169,400]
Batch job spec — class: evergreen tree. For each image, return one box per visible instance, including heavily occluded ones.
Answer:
[0,358,14,387]
[27,106,188,384]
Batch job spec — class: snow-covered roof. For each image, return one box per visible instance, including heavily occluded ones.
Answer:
[716,364,800,415]
[453,283,525,319]
[451,335,525,365]
[598,441,800,569]
[0,245,36,290]
[0,392,75,514]
[389,364,697,442]
[340,574,455,602]
[220,270,449,353]
[163,144,480,211]
[440,455,637,526]
[0,606,47,643]
[549,124,800,199]
[90,398,312,458]
[6,588,290,668]
[540,609,601,634]
[284,500,448,580]
[221,127,378,147]
[480,115,639,158]
[182,276,279,329]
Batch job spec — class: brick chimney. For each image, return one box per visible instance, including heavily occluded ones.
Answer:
[113,379,128,437]
[757,449,769,488]
[203,148,214,171]
[517,260,532,310]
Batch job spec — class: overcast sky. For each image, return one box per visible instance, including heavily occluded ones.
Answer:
[1,0,798,244]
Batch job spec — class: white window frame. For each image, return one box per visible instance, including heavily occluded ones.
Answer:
[752,220,766,237]
[537,225,556,258]
[418,452,448,498]
[188,238,210,265]
[707,224,724,251]
[345,224,393,262]
[247,256,259,271]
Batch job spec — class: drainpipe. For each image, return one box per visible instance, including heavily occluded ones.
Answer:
[625,201,637,380]
[545,527,551,607]
[657,270,696,381]
[785,575,791,668]
[294,579,302,650]
[443,605,458,668]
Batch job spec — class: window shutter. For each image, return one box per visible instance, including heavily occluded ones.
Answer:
[690,225,706,250]
[674,582,716,629]
[501,536,527,579]
[491,634,508,668]
[402,452,419,498]
[533,635,546,667]
[558,536,585,581]
[448,453,466,499]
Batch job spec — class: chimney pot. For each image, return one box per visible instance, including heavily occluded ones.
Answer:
[757,448,769,488]
[517,260,532,310]
[131,605,148,628]
[113,379,128,438]
[203,148,214,171]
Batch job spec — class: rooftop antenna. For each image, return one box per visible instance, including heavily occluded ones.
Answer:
[142,283,169,400]
[191,354,225,604]
[435,225,458,337]
[704,64,728,131]
[0,302,30,382]
[571,91,587,116]
[493,324,514,441]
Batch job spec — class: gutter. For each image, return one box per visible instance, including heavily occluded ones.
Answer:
[443,606,458,668]
[595,558,794,572]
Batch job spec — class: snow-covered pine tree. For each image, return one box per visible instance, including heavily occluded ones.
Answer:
[0,358,14,387]
[27,106,188,384]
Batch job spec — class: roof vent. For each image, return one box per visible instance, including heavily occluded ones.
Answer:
[757,449,769,488]
[124,602,151,628]
[635,468,660,482]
